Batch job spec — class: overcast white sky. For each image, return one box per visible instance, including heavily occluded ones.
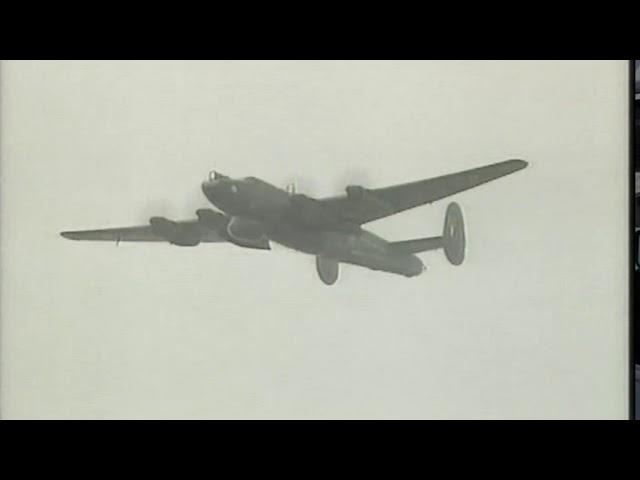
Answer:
[0,60,629,419]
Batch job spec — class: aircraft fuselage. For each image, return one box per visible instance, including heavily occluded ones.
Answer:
[201,175,424,277]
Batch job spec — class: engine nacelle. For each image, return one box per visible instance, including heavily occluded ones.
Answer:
[226,217,271,250]
[345,185,367,202]
[149,217,201,246]
[196,208,227,230]
[316,256,339,285]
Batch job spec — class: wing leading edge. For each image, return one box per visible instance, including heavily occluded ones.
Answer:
[320,159,528,225]
[61,225,167,242]
[61,211,229,245]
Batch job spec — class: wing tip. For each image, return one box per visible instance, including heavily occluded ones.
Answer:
[508,159,529,170]
[60,231,79,240]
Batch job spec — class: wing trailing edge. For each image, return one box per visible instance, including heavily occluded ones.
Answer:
[320,159,528,224]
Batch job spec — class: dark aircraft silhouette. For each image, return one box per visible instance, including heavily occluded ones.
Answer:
[61,159,528,285]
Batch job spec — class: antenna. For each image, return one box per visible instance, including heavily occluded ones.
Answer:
[286,182,297,195]
[209,170,228,181]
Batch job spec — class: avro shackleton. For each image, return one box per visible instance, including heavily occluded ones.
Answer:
[61,159,528,285]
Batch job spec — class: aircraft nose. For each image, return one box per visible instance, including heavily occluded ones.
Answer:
[201,180,218,200]
[413,256,427,276]
[202,170,228,196]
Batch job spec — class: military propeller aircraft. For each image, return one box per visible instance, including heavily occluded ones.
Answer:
[61,159,528,285]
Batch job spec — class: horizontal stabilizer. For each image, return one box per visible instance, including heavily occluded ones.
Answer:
[389,202,466,265]
[390,237,442,254]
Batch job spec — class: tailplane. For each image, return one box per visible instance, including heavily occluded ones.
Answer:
[389,202,466,265]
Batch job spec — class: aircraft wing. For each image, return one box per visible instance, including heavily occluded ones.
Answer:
[62,224,167,242]
[60,210,229,245]
[320,159,528,225]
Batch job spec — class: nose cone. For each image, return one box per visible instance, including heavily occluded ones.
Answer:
[410,256,426,276]
[201,180,217,203]
[203,170,227,197]
[201,178,238,213]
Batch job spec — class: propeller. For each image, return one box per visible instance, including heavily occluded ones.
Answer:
[335,167,372,192]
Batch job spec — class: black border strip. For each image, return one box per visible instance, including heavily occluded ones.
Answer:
[632,60,638,420]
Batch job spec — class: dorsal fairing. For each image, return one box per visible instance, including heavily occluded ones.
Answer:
[286,193,361,234]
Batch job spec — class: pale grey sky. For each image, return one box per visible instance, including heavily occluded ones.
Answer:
[0,60,629,419]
